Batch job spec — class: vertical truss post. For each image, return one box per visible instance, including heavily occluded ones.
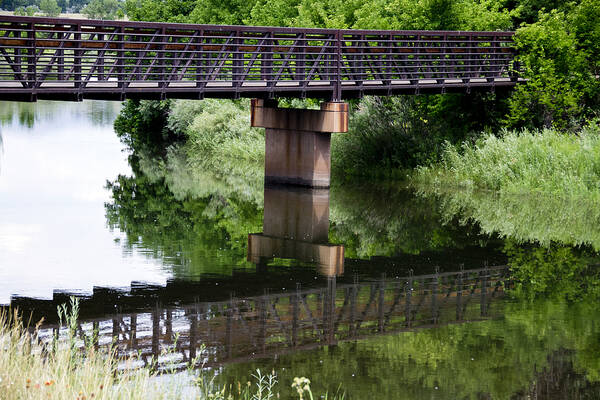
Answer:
[195,29,203,89]
[405,272,413,328]
[97,32,103,82]
[14,28,21,81]
[158,27,166,91]
[117,27,124,89]
[377,274,385,332]
[74,26,81,92]
[263,32,273,92]
[130,314,137,349]
[384,33,392,88]
[296,33,305,89]
[232,29,242,91]
[334,30,342,101]
[456,266,463,320]
[27,22,35,89]
[57,28,65,81]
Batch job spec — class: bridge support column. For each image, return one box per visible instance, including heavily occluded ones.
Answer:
[250,99,348,188]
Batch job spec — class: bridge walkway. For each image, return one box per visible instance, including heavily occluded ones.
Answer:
[0,16,520,102]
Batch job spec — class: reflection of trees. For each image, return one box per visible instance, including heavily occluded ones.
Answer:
[0,100,121,129]
[514,350,600,399]
[505,240,600,301]
[105,169,263,278]
[330,181,503,259]
[413,185,600,300]
[218,299,600,400]
[107,156,509,275]
[416,186,600,251]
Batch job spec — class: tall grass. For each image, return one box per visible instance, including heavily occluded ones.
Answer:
[415,122,600,198]
[0,307,160,400]
[0,298,344,400]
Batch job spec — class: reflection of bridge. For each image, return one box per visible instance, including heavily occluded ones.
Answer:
[37,265,509,369]
[0,16,519,102]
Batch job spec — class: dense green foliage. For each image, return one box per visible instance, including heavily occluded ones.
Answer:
[1,0,93,13]
[81,0,123,19]
[508,1,600,128]
[38,0,59,15]
[117,0,598,171]
[334,93,509,175]
[415,124,600,197]
[113,99,182,160]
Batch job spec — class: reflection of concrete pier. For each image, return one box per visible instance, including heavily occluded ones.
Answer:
[248,185,344,277]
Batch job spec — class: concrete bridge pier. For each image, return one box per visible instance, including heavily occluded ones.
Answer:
[250,99,349,188]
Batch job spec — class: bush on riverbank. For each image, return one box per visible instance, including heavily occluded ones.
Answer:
[414,122,600,197]
[332,94,507,176]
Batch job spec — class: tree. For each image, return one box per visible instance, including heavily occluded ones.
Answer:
[82,0,121,19]
[56,0,68,12]
[507,8,596,129]
[14,4,38,14]
[39,0,61,16]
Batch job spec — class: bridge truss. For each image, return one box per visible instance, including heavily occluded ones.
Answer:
[0,16,519,101]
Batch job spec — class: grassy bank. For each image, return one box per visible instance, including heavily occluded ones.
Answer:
[0,300,341,400]
[412,123,600,250]
[0,307,166,400]
[414,123,600,198]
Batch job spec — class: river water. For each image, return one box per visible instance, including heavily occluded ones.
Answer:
[1,100,600,399]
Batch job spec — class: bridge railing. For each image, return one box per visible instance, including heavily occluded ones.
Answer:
[0,16,518,100]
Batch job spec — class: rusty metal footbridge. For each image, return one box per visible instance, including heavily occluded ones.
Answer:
[0,16,519,102]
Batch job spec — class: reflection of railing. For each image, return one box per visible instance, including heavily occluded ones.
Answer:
[38,265,510,369]
[0,16,518,101]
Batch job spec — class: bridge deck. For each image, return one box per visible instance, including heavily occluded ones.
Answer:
[0,16,519,101]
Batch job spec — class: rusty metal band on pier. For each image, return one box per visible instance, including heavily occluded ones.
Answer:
[0,16,519,101]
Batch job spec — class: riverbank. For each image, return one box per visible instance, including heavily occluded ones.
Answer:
[413,123,600,197]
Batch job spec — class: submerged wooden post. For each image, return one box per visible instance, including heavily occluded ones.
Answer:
[250,99,349,188]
